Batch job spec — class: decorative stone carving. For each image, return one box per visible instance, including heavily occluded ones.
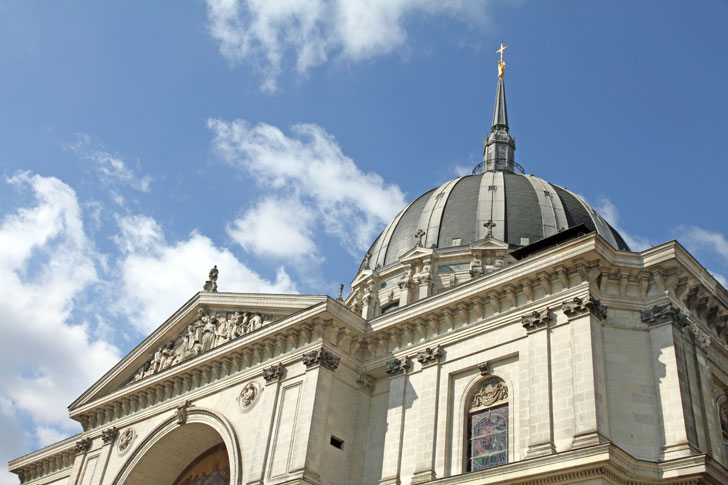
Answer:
[385,358,409,377]
[75,438,92,455]
[470,378,508,410]
[415,346,442,366]
[302,348,341,371]
[414,261,432,285]
[117,428,135,454]
[101,427,118,444]
[478,361,492,376]
[355,373,375,394]
[398,265,414,289]
[176,400,192,425]
[640,303,688,327]
[687,321,711,351]
[263,363,285,383]
[239,382,262,413]
[522,307,551,331]
[203,265,218,292]
[469,253,484,277]
[720,397,728,434]
[562,294,607,320]
[131,307,275,383]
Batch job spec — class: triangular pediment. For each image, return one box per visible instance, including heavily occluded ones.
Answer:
[399,246,436,263]
[69,291,328,411]
[469,237,510,252]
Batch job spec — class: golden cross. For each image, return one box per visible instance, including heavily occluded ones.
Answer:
[496,42,508,62]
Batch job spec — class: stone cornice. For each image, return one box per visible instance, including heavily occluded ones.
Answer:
[8,433,77,484]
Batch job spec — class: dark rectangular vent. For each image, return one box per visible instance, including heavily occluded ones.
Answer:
[330,436,344,450]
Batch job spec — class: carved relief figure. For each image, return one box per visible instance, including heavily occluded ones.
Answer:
[201,313,218,352]
[471,378,509,410]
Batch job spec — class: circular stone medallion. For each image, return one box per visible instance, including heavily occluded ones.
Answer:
[239,381,262,413]
[117,427,136,455]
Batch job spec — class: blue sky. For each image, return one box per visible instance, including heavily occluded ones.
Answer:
[1,0,727,480]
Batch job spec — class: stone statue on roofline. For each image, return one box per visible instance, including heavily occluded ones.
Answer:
[203,265,219,292]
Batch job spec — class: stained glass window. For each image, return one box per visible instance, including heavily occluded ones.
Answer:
[468,404,508,471]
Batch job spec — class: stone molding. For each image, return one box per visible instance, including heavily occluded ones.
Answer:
[561,294,607,320]
[101,426,118,444]
[11,445,76,484]
[385,358,410,377]
[262,363,285,383]
[74,438,92,455]
[302,348,341,371]
[522,307,551,332]
[415,346,442,367]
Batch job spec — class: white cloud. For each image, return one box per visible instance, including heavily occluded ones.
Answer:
[0,173,120,469]
[65,134,152,193]
[206,0,489,91]
[595,198,652,251]
[227,196,318,259]
[114,214,297,334]
[208,118,406,259]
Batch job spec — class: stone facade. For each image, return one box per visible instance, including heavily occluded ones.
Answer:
[8,235,728,484]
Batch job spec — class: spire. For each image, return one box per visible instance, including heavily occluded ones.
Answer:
[483,42,517,173]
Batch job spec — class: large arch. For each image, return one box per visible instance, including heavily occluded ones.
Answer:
[112,406,242,484]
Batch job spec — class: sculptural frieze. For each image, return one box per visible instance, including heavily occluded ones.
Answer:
[239,382,262,412]
[131,308,275,384]
[470,378,508,410]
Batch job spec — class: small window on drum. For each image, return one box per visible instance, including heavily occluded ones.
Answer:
[467,377,509,472]
[381,301,400,314]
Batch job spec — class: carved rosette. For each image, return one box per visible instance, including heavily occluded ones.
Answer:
[239,382,262,413]
[522,307,551,331]
[176,400,192,425]
[263,363,285,383]
[302,348,341,371]
[101,427,118,444]
[117,428,135,454]
[470,378,508,411]
[75,438,92,455]
[562,294,607,320]
[355,372,375,394]
[385,358,410,377]
[640,303,689,327]
[415,346,442,367]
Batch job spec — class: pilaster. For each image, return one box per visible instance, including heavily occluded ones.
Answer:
[379,358,410,485]
[412,347,442,483]
[246,364,285,485]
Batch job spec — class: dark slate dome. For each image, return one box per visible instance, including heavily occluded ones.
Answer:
[360,171,628,271]
[359,63,629,272]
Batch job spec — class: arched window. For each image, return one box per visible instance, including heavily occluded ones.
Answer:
[467,376,508,472]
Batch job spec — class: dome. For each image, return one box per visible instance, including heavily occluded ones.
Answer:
[359,171,628,272]
[357,66,628,274]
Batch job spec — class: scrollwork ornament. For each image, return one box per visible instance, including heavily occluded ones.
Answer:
[263,363,285,383]
[415,346,442,366]
[470,378,508,411]
[239,381,262,413]
[385,358,409,377]
[75,438,92,455]
[522,307,551,331]
[101,426,118,444]
[302,348,341,371]
[562,294,607,320]
[117,428,136,455]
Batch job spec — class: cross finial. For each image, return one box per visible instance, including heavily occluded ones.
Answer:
[484,220,496,238]
[496,42,507,78]
[414,229,426,247]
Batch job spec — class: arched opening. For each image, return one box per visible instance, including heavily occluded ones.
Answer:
[125,423,228,483]
[113,407,242,485]
[465,376,509,472]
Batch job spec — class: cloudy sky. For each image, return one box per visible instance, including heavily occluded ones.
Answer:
[1,0,727,481]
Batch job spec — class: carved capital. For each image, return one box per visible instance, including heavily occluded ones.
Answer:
[75,438,92,455]
[687,321,711,352]
[522,307,551,331]
[176,400,192,425]
[415,346,442,366]
[385,358,410,377]
[562,294,607,320]
[641,303,688,327]
[101,426,118,444]
[355,372,375,394]
[302,348,341,371]
[262,363,285,383]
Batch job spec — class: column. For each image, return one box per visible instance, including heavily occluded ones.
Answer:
[379,358,410,485]
[523,307,555,457]
[412,347,442,484]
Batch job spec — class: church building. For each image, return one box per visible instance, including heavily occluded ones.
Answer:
[9,47,728,485]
